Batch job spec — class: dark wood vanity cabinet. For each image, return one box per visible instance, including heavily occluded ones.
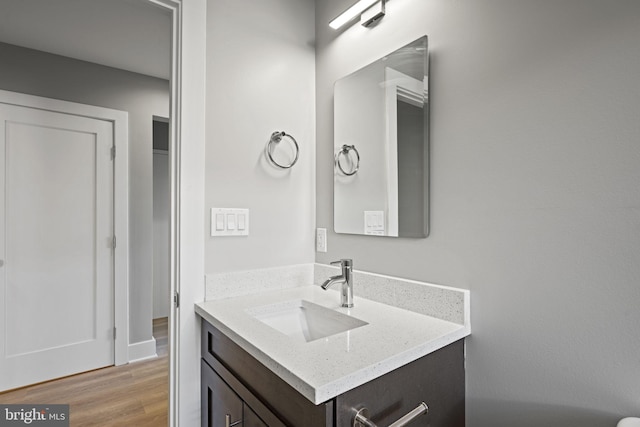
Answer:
[201,319,465,427]
[201,359,268,427]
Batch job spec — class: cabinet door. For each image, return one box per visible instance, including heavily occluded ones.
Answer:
[244,404,268,427]
[202,319,332,427]
[202,360,244,427]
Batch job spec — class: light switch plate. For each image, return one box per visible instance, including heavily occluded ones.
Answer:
[211,208,249,236]
[364,211,385,235]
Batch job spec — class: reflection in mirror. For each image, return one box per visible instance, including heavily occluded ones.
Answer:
[333,36,429,237]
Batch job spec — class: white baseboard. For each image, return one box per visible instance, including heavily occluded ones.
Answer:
[128,338,157,363]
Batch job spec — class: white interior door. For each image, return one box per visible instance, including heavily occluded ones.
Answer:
[0,102,115,391]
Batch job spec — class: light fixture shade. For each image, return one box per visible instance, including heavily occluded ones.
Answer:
[329,0,379,30]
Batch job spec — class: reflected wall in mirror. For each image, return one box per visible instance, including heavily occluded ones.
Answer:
[334,36,429,237]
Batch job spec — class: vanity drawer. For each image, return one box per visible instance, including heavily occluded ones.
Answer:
[335,340,465,427]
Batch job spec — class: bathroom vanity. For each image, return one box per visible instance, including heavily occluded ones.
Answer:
[201,318,464,427]
[196,284,470,427]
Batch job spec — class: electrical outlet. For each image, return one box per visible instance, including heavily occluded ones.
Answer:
[316,228,327,253]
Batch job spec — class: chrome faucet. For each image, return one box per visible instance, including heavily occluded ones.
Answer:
[321,259,354,308]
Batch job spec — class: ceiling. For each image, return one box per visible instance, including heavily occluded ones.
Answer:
[0,0,172,80]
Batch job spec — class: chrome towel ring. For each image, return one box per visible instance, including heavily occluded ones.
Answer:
[335,144,360,176]
[266,131,299,169]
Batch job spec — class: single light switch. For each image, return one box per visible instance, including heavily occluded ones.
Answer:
[226,214,236,230]
[215,214,225,231]
[376,212,383,227]
[237,214,246,230]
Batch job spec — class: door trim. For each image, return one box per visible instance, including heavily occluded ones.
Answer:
[0,88,130,367]
[144,1,182,426]
[144,1,207,426]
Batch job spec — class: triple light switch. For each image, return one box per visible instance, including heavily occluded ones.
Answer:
[211,208,249,236]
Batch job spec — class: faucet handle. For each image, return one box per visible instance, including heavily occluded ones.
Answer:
[331,259,353,268]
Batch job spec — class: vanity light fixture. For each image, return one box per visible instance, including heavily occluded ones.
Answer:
[329,0,386,30]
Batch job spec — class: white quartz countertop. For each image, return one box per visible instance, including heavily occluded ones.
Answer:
[195,285,470,404]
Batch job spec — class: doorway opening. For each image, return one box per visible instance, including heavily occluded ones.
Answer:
[153,116,171,330]
[0,0,182,423]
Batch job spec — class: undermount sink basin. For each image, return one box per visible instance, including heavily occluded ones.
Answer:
[246,299,368,342]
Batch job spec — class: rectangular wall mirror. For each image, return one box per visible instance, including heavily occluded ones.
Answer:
[333,36,429,237]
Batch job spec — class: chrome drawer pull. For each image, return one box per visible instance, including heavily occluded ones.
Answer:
[353,402,428,427]
[225,414,242,427]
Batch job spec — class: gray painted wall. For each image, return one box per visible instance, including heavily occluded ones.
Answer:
[0,42,170,346]
[315,0,640,425]
[204,0,316,273]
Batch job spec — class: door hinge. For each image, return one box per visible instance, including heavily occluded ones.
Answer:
[111,146,116,160]
[174,292,180,308]
[113,327,117,340]
[112,236,117,248]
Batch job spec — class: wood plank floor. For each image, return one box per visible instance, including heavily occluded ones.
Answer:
[0,318,169,426]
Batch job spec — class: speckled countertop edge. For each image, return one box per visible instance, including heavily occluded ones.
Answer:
[195,285,471,404]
